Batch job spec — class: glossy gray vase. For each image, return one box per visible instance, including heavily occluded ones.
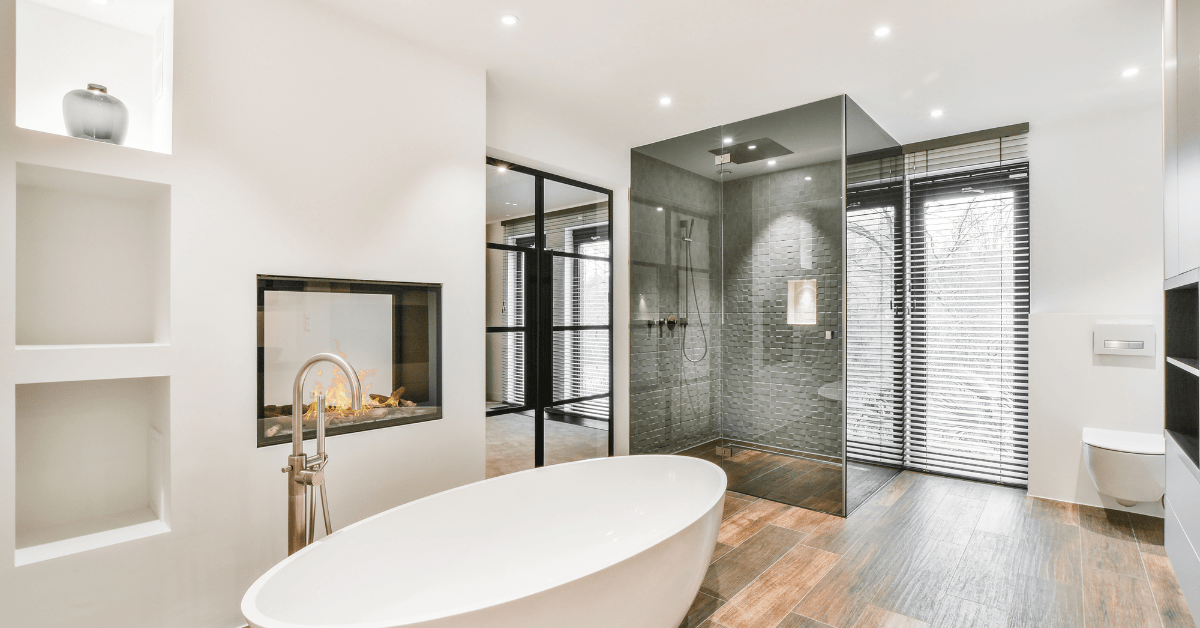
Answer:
[62,84,129,145]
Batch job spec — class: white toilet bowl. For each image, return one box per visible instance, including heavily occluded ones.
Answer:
[1081,428,1165,507]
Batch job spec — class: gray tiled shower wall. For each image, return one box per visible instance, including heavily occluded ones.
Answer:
[630,151,723,454]
[630,152,844,459]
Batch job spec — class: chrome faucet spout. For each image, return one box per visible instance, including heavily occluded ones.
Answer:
[291,352,362,456]
[286,352,362,555]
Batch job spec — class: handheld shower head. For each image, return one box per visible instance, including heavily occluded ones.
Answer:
[679,219,695,241]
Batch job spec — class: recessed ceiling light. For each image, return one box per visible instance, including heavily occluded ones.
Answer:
[930,109,944,118]
[874,26,890,37]
[656,206,664,212]
[1122,67,1140,78]
[659,96,672,106]
[805,176,812,181]
[496,164,508,172]
[748,145,757,150]
[723,137,733,144]
[768,160,777,166]
[500,14,519,25]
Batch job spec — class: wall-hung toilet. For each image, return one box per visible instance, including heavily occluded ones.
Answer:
[1081,428,1165,507]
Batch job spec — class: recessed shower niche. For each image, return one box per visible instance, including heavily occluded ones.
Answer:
[16,0,174,153]
[16,163,170,347]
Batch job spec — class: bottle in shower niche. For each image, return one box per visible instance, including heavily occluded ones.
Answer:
[62,84,129,145]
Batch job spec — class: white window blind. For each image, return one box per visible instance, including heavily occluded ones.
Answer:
[847,132,1030,486]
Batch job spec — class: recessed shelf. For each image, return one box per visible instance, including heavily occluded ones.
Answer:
[13,343,171,384]
[15,514,169,567]
[1169,357,1200,377]
[16,163,170,347]
[16,0,174,153]
[16,377,170,564]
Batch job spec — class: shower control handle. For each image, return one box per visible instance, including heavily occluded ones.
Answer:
[666,315,677,332]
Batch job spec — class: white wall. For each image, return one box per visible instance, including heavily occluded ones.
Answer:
[1027,103,1166,515]
[0,0,485,626]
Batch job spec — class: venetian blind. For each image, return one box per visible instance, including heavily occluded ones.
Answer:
[846,132,1030,486]
[905,133,1030,485]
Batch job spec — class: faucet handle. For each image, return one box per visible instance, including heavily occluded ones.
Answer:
[295,468,324,486]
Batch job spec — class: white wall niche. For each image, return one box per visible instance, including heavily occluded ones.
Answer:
[16,0,174,154]
[16,163,170,347]
[15,376,171,566]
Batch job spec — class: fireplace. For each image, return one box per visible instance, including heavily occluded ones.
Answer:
[257,275,442,447]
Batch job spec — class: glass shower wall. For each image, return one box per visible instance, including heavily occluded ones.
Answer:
[844,96,905,513]
[629,125,724,455]
[631,96,901,516]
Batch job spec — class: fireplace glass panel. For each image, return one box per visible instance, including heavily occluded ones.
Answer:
[257,275,442,447]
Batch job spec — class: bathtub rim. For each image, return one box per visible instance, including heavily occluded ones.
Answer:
[242,454,728,628]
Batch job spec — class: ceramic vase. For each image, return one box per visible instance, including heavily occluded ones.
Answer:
[62,84,129,145]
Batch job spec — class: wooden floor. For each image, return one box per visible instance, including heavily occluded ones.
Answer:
[677,443,900,515]
[681,470,1196,628]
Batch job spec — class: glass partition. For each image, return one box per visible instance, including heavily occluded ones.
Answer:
[632,95,900,516]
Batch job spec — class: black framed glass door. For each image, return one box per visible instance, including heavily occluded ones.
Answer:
[485,158,614,474]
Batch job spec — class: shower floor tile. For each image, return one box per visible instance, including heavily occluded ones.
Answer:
[675,441,899,515]
[678,471,1188,628]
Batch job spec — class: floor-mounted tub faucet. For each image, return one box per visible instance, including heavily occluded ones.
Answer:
[282,353,362,555]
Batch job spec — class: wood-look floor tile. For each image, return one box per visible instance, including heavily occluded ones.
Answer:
[975,484,1029,538]
[711,544,839,628]
[732,464,840,508]
[776,614,836,628]
[702,525,804,601]
[1140,553,1196,628]
[1027,496,1079,526]
[929,596,1007,628]
[712,542,734,563]
[920,494,986,546]
[724,496,755,520]
[786,457,826,474]
[773,506,832,534]
[719,450,794,486]
[846,464,903,511]
[944,530,1023,609]
[1082,567,1159,628]
[728,491,757,501]
[792,537,905,627]
[1128,513,1166,557]
[871,536,966,623]
[802,475,918,555]
[1006,573,1082,628]
[848,605,928,628]
[718,499,792,547]
[680,591,725,628]
[1078,507,1144,579]
[947,478,995,500]
[1016,517,1083,585]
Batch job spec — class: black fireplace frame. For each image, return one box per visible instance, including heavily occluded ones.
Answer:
[256,274,443,447]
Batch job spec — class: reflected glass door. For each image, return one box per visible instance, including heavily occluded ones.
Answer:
[485,160,613,477]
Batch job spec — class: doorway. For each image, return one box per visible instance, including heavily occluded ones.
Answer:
[485,158,614,477]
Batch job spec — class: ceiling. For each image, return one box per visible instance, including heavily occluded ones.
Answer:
[316,0,1161,177]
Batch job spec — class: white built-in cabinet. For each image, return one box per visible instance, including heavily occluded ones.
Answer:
[1165,0,1200,614]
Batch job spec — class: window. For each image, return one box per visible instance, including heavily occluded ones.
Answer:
[847,132,1030,486]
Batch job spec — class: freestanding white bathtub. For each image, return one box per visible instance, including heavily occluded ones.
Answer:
[242,455,727,628]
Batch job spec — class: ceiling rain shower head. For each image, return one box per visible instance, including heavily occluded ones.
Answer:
[709,137,794,165]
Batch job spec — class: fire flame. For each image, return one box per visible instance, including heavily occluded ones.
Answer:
[304,340,413,417]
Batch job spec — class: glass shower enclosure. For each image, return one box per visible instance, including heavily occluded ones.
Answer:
[630,95,901,516]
